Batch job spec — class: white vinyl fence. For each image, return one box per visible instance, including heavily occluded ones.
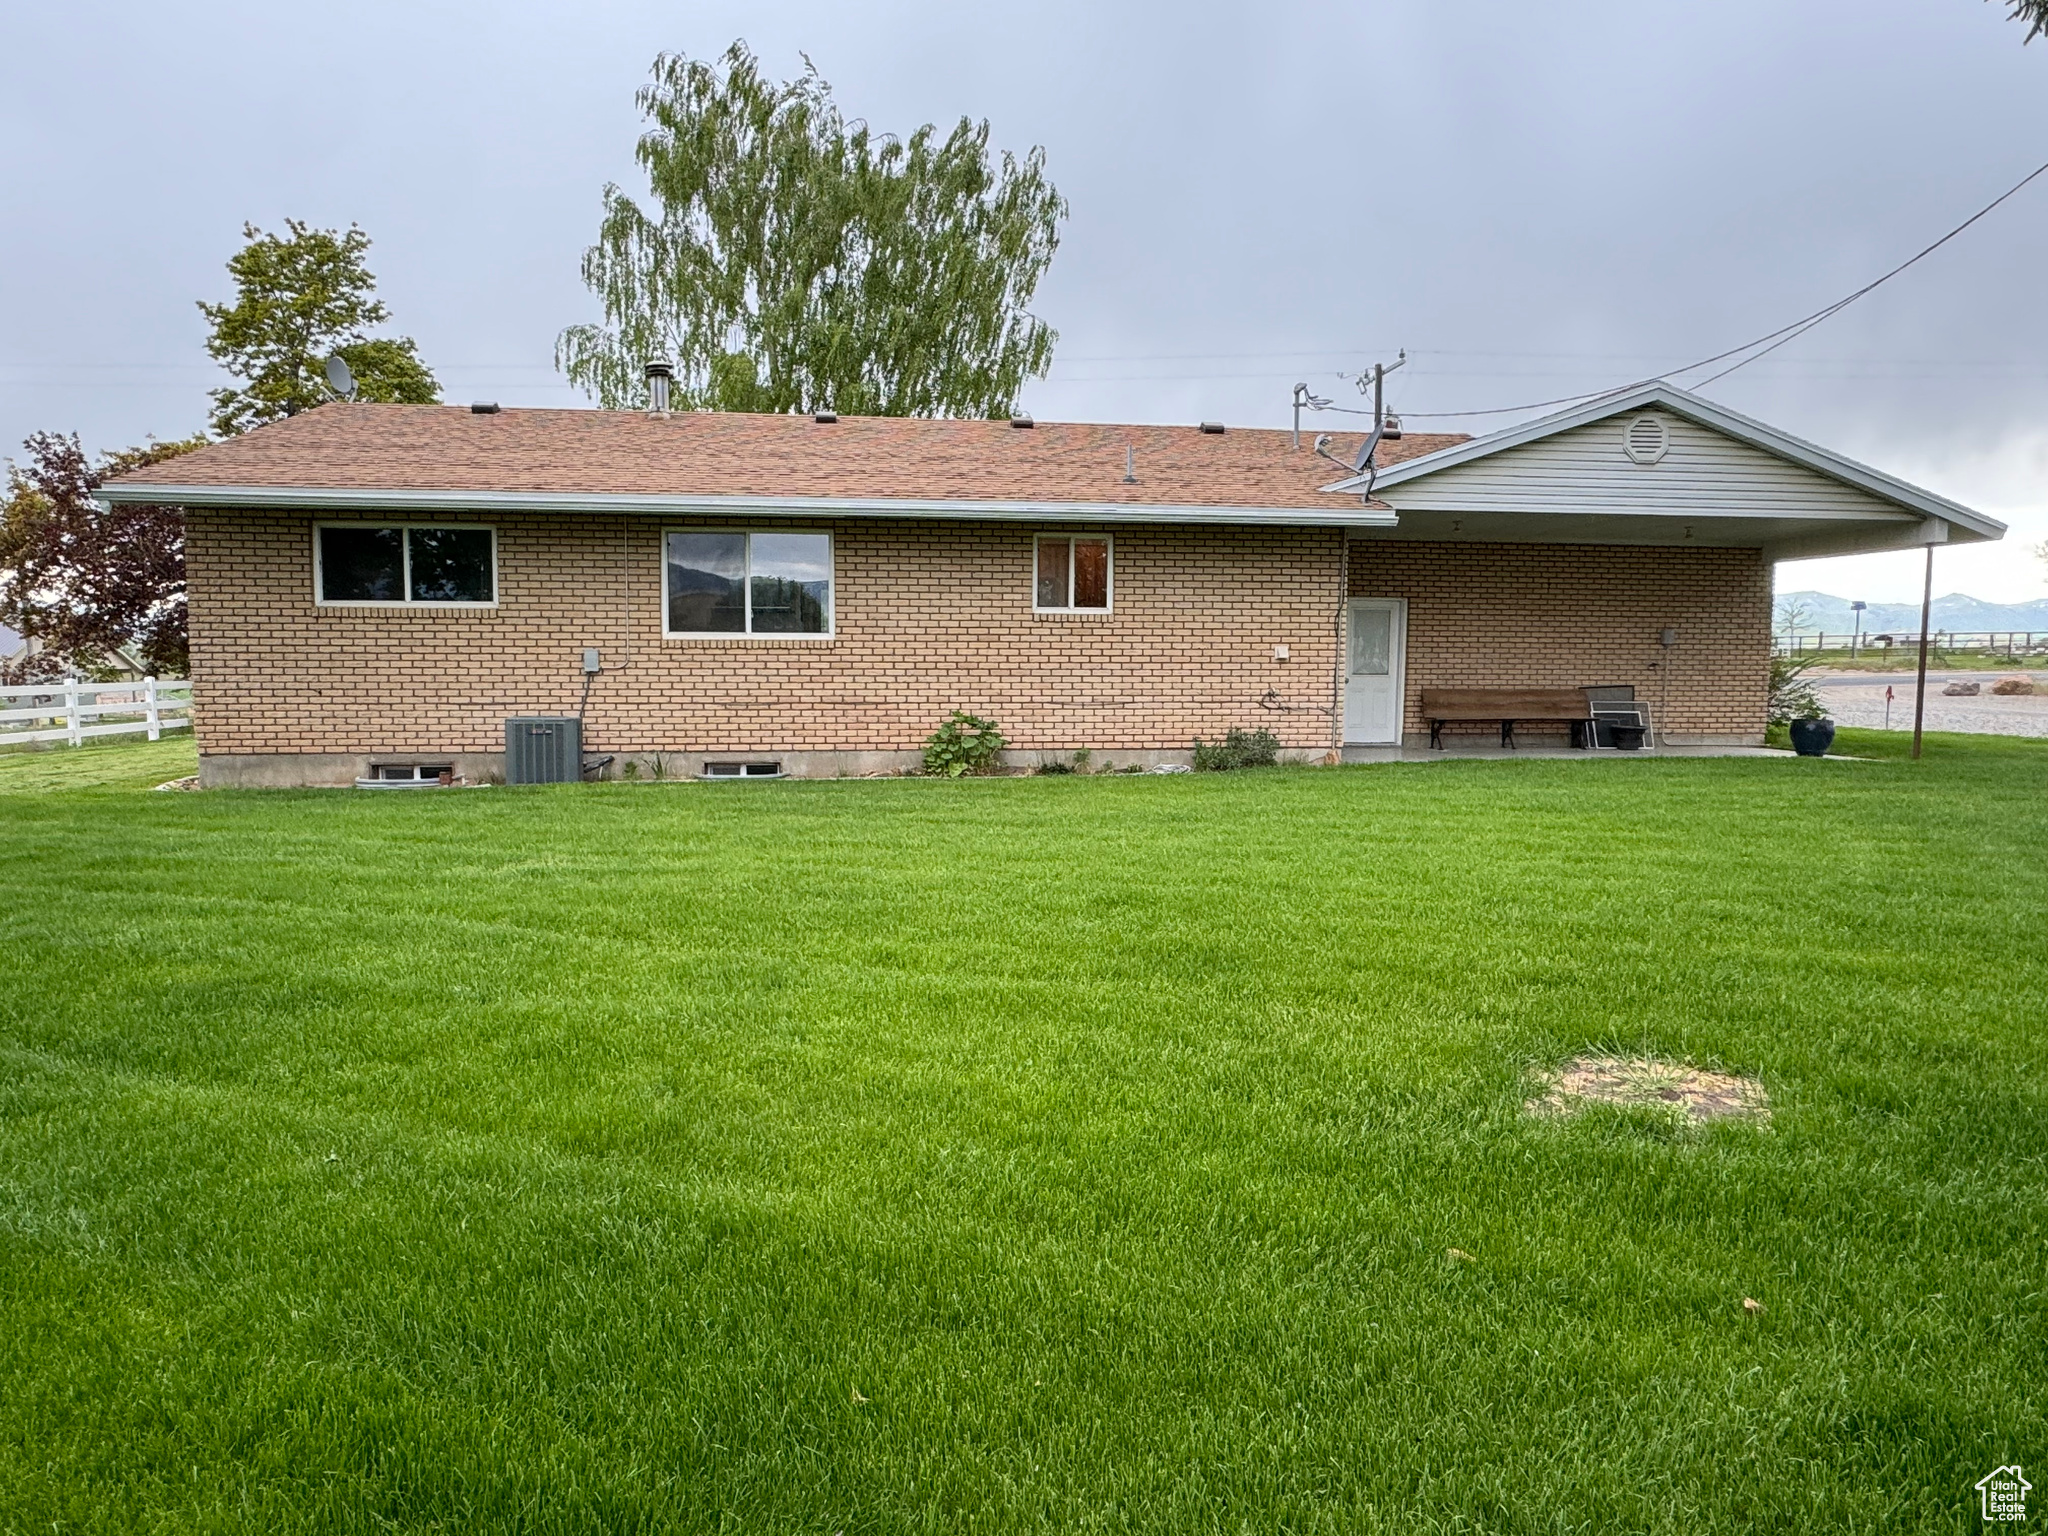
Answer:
[0,678,191,748]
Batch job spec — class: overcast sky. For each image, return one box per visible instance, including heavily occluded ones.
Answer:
[6,0,2046,605]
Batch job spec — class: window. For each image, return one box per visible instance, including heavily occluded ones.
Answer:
[666,530,833,636]
[1035,536,1111,611]
[317,525,495,605]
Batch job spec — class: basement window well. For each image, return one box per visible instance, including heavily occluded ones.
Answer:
[317,525,496,605]
[701,761,784,779]
[356,763,455,788]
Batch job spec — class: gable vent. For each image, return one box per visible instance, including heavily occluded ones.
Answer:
[1623,414,1670,465]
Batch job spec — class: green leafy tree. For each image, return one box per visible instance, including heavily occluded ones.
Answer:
[558,42,1066,417]
[199,220,439,436]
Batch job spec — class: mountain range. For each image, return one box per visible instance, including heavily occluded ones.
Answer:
[1775,591,2048,635]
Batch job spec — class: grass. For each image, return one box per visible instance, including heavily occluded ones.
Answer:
[0,732,196,793]
[1,729,2043,1532]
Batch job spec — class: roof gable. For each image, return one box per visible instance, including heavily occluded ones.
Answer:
[1326,381,2002,542]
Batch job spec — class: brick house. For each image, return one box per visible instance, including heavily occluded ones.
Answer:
[100,380,2001,786]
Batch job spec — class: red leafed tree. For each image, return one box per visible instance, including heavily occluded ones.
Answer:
[0,432,205,682]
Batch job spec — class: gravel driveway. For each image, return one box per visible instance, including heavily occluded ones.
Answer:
[1812,670,2048,737]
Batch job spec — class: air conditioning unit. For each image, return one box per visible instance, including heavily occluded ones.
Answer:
[505,717,582,784]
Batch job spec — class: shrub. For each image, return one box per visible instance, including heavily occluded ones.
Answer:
[1191,727,1281,772]
[922,711,1007,777]
[1034,757,1073,775]
[1768,653,1825,725]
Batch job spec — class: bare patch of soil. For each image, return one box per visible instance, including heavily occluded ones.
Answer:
[1527,1055,1770,1126]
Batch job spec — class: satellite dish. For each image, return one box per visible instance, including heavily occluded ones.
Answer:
[324,354,357,400]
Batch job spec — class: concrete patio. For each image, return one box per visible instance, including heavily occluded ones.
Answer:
[1340,743,1796,764]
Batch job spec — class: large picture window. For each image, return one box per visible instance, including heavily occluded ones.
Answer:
[317,525,495,605]
[666,530,833,636]
[1035,535,1111,612]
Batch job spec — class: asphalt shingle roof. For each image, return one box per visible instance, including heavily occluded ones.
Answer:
[107,403,1465,509]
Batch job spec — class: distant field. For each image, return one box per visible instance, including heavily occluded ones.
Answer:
[1785,646,2048,671]
[2,729,2043,1532]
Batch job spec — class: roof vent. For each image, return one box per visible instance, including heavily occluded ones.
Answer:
[1199,421,1225,435]
[1010,414,1034,429]
[813,409,838,424]
[644,361,673,418]
[470,402,500,415]
[1623,414,1670,465]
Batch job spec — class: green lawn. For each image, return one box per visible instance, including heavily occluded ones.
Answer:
[0,732,197,793]
[2,732,2043,1532]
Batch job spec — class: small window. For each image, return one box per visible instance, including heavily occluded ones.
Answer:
[1035,536,1111,612]
[666,530,832,636]
[318,525,495,605]
[702,761,784,779]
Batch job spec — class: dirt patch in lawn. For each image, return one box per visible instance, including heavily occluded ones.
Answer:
[1527,1055,1770,1126]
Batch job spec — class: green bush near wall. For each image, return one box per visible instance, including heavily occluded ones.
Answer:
[1191,726,1280,771]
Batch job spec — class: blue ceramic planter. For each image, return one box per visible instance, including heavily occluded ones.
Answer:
[1789,717,1836,757]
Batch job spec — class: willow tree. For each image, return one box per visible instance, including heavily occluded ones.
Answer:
[2002,0,2048,38]
[557,43,1066,417]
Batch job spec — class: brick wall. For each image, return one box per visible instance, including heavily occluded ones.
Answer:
[187,511,1351,763]
[1349,539,1770,740]
[185,512,1769,772]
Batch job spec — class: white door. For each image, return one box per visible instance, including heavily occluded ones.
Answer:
[1344,599,1407,745]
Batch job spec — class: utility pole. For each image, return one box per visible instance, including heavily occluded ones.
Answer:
[1911,543,1934,760]
[1359,350,1407,435]
[1850,599,1865,659]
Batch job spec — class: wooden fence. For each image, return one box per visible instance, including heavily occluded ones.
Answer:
[0,678,192,748]
[1773,631,2046,658]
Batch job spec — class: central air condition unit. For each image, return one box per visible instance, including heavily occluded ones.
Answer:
[505,717,582,783]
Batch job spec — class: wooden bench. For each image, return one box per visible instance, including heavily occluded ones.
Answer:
[1419,687,1592,750]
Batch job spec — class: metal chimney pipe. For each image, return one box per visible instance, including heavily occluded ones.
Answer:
[644,361,674,417]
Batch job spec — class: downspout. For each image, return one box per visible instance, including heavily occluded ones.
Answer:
[1329,530,1348,762]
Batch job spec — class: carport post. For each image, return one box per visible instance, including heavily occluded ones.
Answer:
[1911,541,1934,761]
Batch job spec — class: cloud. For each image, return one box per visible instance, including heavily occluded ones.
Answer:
[6,0,2045,607]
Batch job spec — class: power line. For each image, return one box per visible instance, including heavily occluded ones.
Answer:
[1392,155,2048,420]
[1687,155,2048,387]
